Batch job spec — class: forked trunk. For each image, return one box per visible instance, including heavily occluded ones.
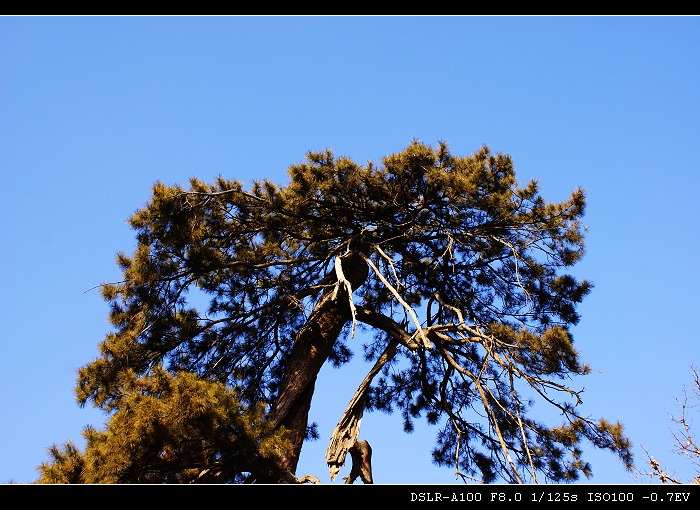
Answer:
[264,251,369,481]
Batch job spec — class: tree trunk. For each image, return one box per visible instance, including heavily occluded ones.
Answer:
[266,250,369,480]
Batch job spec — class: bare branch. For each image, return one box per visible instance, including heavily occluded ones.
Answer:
[433,336,523,483]
[374,244,402,288]
[355,307,421,350]
[359,252,431,349]
[331,255,359,337]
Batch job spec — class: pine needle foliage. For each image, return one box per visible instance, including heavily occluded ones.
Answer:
[38,368,289,483]
[39,140,633,484]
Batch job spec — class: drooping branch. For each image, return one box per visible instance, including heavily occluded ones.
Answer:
[431,332,524,483]
[508,369,538,483]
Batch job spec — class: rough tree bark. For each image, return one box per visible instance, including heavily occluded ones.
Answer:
[263,250,369,482]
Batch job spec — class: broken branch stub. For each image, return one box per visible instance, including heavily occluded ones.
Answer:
[344,440,374,484]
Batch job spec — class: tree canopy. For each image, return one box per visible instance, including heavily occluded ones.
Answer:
[38,140,633,484]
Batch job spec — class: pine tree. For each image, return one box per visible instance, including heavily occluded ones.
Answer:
[38,140,633,484]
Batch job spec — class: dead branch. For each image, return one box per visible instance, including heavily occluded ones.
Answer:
[326,339,399,481]
[344,440,374,484]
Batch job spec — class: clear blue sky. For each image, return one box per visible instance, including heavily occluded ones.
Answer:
[1,15,699,485]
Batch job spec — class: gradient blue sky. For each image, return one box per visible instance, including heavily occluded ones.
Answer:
[1,15,699,485]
